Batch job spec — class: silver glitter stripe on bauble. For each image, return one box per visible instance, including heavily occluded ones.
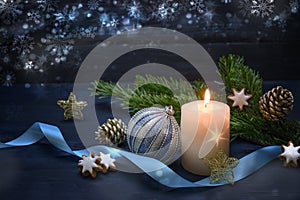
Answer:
[145,115,169,154]
[161,117,181,164]
[127,108,163,150]
[128,107,166,152]
[126,106,181,165]
[133,113,165,153]
[129,113,163,150]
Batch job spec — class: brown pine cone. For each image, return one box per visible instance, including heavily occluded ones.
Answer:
[259,86,293,121]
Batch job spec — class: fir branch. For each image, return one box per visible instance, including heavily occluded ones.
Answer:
[193,80,208,99]
[128,90,182,122]
[230,110,300,145]
[90,55,300,146]
[90,80,132,107]
[90,75,205,122]
[218,54,300,145]
[218,54,262,112]
[134,74,199,105]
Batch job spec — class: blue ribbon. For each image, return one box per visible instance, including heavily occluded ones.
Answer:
[0,122,281,188]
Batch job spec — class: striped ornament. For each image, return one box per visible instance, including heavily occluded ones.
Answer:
[127,106,181,165]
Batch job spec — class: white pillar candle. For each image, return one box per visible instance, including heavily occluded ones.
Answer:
[181,89,230,176]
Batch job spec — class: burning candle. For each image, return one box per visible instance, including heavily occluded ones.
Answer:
[181,89,230,176]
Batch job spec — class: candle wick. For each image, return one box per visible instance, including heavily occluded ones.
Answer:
[204,103,208,108]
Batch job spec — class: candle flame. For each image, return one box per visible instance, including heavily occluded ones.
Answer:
[204,89,210,107]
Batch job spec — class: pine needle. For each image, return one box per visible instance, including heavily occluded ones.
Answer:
[90,55,300,146]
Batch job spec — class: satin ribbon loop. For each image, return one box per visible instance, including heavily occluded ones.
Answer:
[0,122,281,188]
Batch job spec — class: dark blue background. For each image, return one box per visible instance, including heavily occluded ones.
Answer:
[1,81,300,200]
[1,1,300,199]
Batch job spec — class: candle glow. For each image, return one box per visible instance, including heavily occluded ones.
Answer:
[204,89,210,107]
[180,89,230,176]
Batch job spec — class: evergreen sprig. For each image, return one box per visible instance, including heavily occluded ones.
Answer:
[219,55,300,145]
[90,75,206,122]
[218,54,262,112]
[90,80,132,108]
[91,55,300,146]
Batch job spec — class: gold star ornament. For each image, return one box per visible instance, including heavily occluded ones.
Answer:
[227,88,252,110]
[279,141,300,167]
[57,92,87,120]
[204,149,239,185]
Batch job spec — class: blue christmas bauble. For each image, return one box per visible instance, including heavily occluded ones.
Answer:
[127,106,181,164]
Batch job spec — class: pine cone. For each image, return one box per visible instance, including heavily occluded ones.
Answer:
[95,118,127,146]
[259,86,294,121]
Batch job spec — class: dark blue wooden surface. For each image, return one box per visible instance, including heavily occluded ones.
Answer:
[0,82,300,200]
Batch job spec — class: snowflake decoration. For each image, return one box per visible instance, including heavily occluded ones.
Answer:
[251,0,275,18]
[119,17,142,31]
[2,55,10,63]
[75,26,98,39]
[72,28,83,39]
[290,0,299,14]
[14,52,30,70]
[264,10,289,32]
[152,0,180,21]
[37,0,58,13]
[0,46,8,54]
[189,0,205,14]
[127,1,143,19]
[87,0,100,11]
[12,34,35,55]
[264,17,273,28]
[273,11,289,31]
[24,60,35,70]
[0,71,16,87]
[112,0,127,7]
[36,54,48,66]
[41,32,75,64]
[24,60,41,72]
[202,8,215,25]
[0,0,23,24]
[109,17,119,28]
[0,27,9,47]
[205,0,217,9]
[238,0,254,17]
[99,13,111,27]
[53,4,81,29]
[98,13,119,35]
[35,54,48,72]
[185,0,218,27]
[27,10,41,24]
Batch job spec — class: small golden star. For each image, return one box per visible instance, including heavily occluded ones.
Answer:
[57,92,87,120]
[279,141,300,167]
[204,149,239,185]
[227,88,252,110]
